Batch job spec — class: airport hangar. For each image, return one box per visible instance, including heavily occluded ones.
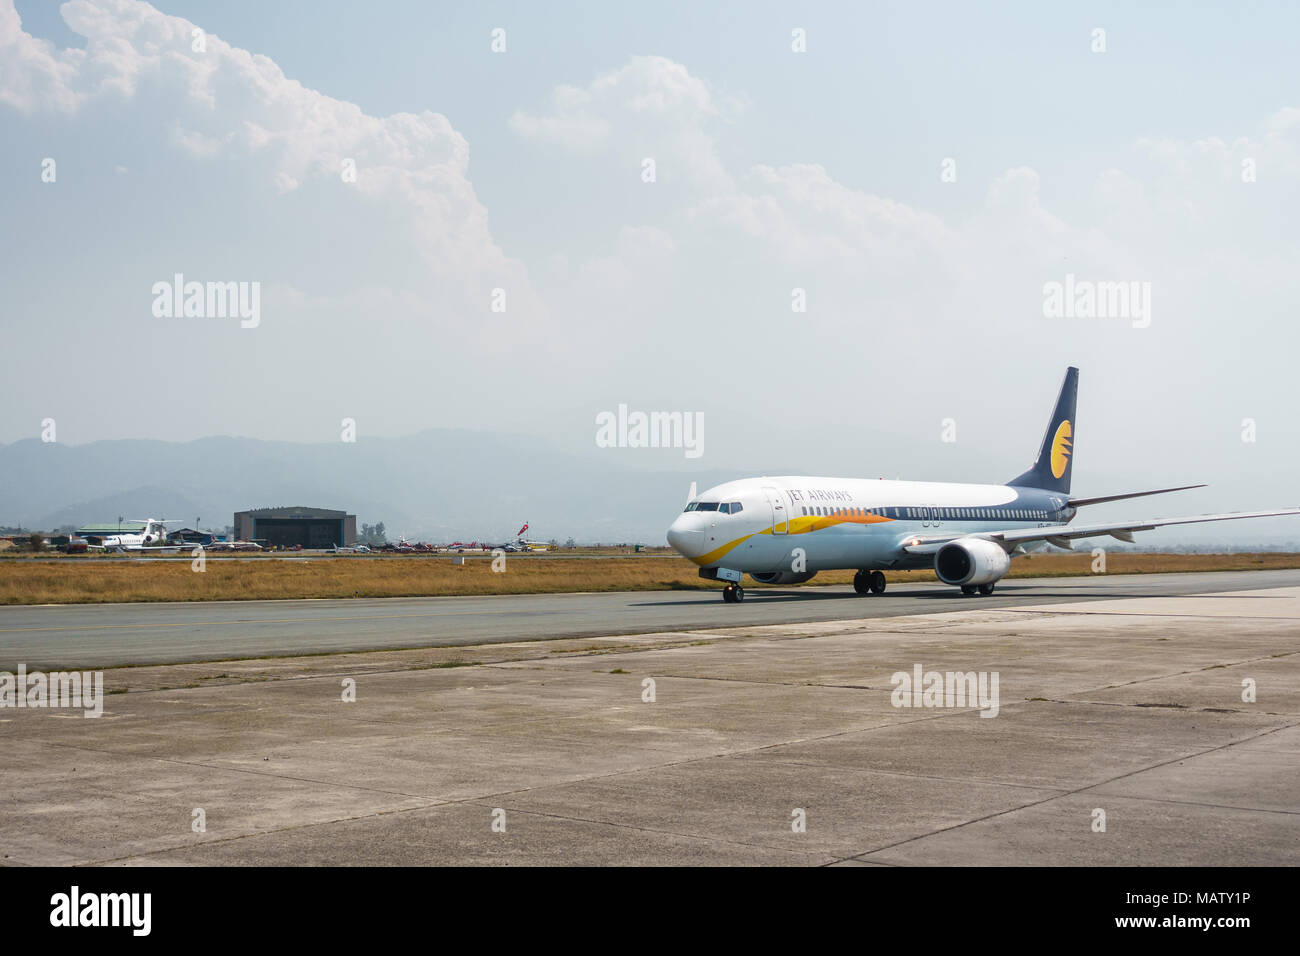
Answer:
[233,506,357,549]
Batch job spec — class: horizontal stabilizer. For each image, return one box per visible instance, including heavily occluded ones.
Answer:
[1068,484,1205,508]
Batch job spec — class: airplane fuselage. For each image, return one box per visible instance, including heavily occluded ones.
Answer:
[668,476,1077,574]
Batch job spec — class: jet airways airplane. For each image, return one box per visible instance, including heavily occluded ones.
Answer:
[666,367,1300,602]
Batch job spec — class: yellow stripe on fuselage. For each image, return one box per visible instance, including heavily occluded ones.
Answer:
[685,513,894,566]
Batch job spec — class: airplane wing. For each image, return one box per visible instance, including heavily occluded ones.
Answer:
[901,509,1300,555]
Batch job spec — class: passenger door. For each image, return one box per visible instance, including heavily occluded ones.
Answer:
[763,486,788,535]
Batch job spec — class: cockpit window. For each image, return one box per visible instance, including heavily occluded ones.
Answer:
[730,501,743,514]
[718,503,731,514]
[695,501,720,511]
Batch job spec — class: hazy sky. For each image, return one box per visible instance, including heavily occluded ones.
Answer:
[3,1,1299,540]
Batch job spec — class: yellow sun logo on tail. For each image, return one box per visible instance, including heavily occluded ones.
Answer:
[1050,420,1073,479]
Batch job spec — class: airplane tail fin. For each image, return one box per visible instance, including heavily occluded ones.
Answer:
[1008,366,1078,494]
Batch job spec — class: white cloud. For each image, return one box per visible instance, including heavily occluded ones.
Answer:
[0,0,538,306]
[511,54,737,191]
[0,0,85,113]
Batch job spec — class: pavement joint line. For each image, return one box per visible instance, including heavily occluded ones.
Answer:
[0,607,532,634]
[458,802,841,860]
[837,717,1298,866]
[1066,791,1300,817]
[80,798,463,867]
[1000,608,1300,621]
[689,756,1074,795]
[1039,696,1297,718]
[39,637,747,690]
[1077,651,1299,694]
[36,739,444,801]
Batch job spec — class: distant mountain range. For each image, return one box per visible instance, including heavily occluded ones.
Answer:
[0,431,744,543]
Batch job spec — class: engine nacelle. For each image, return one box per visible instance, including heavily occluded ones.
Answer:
[749,570,818,585]
[934,538,1010,586]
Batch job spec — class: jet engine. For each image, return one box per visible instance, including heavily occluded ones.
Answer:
[934,538,1010,586]
[749,570,818,585]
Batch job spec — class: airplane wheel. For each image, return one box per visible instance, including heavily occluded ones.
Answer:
[853,571,872,595]
[735,586,745,602]
[978,583,995,596]
[869,570,886,594]
[961,585,976,596]
[722,585,736,603]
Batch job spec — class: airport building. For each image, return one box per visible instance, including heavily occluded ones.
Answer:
[233,506,356,549]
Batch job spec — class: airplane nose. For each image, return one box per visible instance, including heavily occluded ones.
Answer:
[666,513,705,555]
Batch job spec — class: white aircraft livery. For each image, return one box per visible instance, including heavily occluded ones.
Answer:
[666,368,1300,602]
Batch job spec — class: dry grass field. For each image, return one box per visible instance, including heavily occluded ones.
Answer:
[0,551,1298,605]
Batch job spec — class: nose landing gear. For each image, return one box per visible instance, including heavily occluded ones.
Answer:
[853,570,887,595]
[960,583,997,596]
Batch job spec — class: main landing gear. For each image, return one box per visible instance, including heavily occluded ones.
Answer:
[722,584,745,602]
[853,570,887,595]
[960,583,997,596]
